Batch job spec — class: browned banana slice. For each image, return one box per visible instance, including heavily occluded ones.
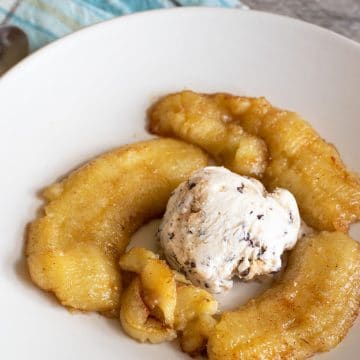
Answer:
[174,283,218,331]
[140,259,177,326]
[181,314,218,356]
[217,94,360,232]
[208,232,360,359]
[119,247,158,273]
[120,277,176,343]
[149,91,268,178]
[27,139,207,313]
[119,247,218,350]
[120,249,177,326]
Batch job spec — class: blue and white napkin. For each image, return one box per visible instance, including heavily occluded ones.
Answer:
[0,0,248,51]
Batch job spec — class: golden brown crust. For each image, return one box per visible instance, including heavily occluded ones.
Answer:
[208,232,360,360]
[232,99,360,232]
[118,247,218,352]
[149,91,268,178]
[149,91,360,231]
[27,139,208,313]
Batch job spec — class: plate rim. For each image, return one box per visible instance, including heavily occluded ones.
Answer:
[1,6,359,360]
[1,6,360,88]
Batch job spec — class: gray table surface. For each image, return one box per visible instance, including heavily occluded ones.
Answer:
[243,0,360,43]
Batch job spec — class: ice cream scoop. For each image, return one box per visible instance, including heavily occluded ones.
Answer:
[159,166,301,293]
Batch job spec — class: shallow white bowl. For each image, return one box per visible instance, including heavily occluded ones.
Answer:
[0,8,359,360]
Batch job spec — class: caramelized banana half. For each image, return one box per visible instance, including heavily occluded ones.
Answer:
[208,232,360,359]
[27,139,207,314]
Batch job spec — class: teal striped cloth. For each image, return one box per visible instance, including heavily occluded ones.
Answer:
[0,0,247,51]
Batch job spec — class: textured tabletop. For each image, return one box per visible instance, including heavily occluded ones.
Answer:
[243,0,360,42]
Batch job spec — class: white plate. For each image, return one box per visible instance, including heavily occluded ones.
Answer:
[0,8,359,360]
